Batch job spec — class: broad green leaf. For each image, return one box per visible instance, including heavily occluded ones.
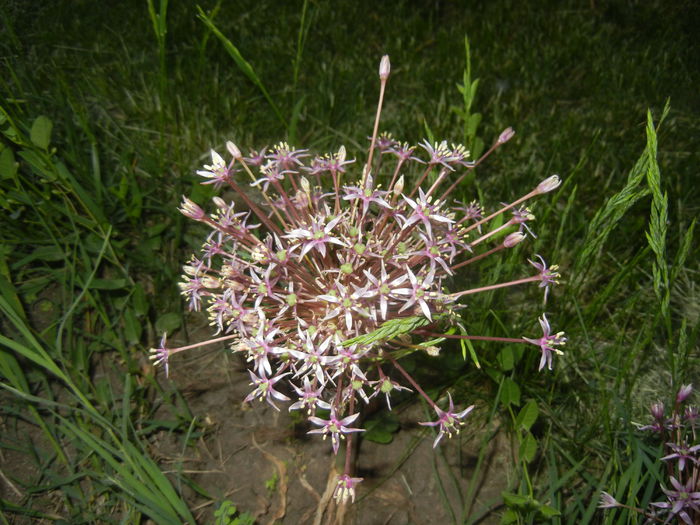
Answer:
[538,504,561,518]
[132,283,149,317]
[156,312,182,334]
[30,115,52,150]
[123,307,142,344]
[497,346,514,370]
[500,509,518,524]
[500,377,520,406]
[0,147,17,179]
[515,399,538,431]
[502,491,530,507]
[519,431,537,463]
[363,411,400,444]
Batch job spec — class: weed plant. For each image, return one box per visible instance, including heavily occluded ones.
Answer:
[0,0,698,523]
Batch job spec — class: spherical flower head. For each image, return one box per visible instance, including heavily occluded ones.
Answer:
[334,474,363,504]
[160,56,566,478]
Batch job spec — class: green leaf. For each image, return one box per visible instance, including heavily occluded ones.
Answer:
[0,147,17,179]
[123,307,142,344]
[363,411,400,444]
[500,377,520,406]
[518,431,537,463]
[502,491,530,507]
[132,283,149,317]
[30,115,52,150]
[11,245,65,268]
[538,504,561,518]
[467,112,482,136]
[156,312,182,334]
[497,346,514,370]
[88,278,128,290]
[342,314,441,347]
[499,509,519,524]
[515,399,538,431]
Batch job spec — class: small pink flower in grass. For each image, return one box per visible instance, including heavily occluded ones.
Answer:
[528,254,560,303]
[650,476,700,525]
[334,474,364,504]
[148,333,170,377]
[419,393,474,448]
[661,441,700,472]
[523,314,566,371]
[308,408,364,455]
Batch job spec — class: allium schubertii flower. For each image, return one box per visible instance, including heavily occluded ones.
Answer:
[151,55,566,504]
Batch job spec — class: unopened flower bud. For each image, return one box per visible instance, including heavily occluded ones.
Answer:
[182,265,198,276]
[212,196,228,210]
[503,232,526,248]
[650,402,665,420]
[300,176,311,194]
[497,127,515,144]
[226,141,242,159]
[201,276,221,288]
[379,55,391,80]
[179,196,205,220]
[393,175,404,197]
[424,346,441,357]
[676,384,693,403]
[337,145,346,164]
[536,175,562,194]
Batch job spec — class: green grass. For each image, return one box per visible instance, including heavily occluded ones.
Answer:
[1,0,698,522]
